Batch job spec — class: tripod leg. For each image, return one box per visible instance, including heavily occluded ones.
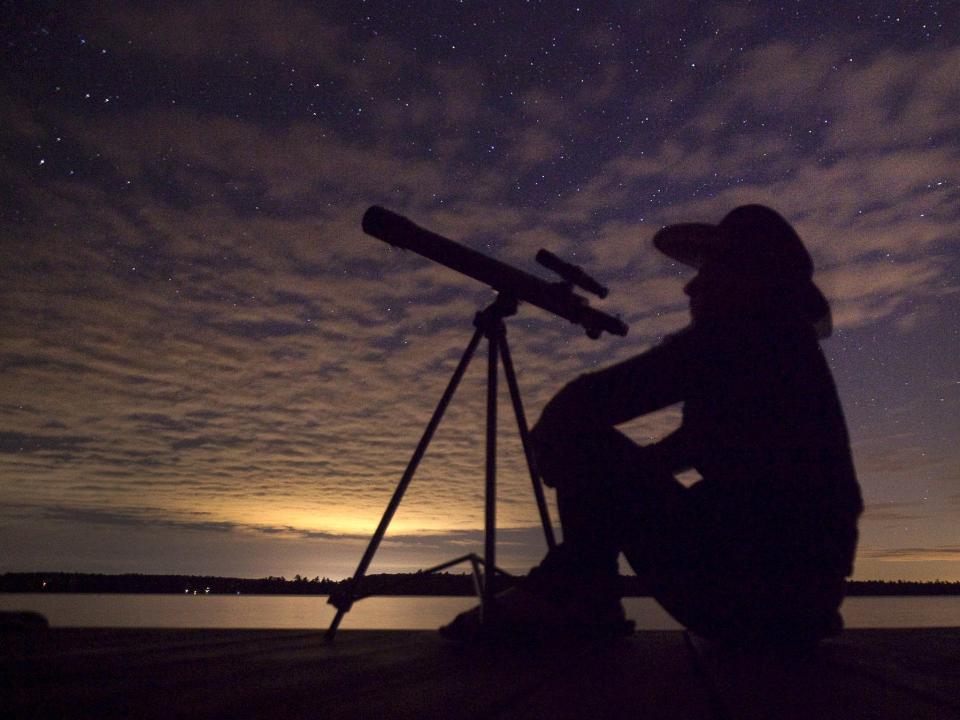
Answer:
[482,326,498,621]
[325,326,484,641]
[499,335,557,550]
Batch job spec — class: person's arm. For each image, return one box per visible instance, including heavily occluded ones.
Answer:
[532,330,693,441]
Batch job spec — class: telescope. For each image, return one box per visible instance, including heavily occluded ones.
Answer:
[362,206,627,339]
[326,207,628,641]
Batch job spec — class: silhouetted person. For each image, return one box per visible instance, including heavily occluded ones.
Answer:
[442,204,863,645]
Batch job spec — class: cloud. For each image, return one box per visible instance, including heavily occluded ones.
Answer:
[89,0,351,66]
[852,433,956,477]
[862,546,960,563]
[0,431,95,455]
[861,502,930,524]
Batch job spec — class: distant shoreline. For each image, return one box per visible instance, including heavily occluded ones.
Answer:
[2,572,959,597]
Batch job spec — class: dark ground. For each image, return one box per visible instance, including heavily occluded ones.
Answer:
[3,625,959,719]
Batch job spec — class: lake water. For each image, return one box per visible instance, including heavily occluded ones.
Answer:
[2,594,958,630]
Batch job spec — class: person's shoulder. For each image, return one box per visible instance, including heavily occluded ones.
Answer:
[659,325,696,346]
[660,323,720,354]
[640,325,697,360]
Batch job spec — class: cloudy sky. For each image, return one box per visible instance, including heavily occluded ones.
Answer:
[2,1,958,582]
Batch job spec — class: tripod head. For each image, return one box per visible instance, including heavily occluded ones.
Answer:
[362,206,627,339]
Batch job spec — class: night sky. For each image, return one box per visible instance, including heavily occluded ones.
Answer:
[2,2,958,582]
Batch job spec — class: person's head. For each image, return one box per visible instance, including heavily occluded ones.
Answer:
[653,204,832,336]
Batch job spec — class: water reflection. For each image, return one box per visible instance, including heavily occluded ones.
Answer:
[0,594,956,630]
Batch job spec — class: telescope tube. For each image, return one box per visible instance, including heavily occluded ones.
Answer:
[362,206,627,339]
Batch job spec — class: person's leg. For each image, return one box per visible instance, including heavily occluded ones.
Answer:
[534,430,849,644]
[535,425,737,636]
[531,428,632,592]
[530,426,689,607]
[440,426,696,640]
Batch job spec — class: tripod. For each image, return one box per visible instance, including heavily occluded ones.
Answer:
[325,293,557,641]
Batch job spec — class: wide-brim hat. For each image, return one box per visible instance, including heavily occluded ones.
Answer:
[653,204,832,337]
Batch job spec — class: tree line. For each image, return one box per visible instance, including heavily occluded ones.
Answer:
[2,572,958,596]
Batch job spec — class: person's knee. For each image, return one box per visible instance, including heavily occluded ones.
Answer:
[532,429,596,488]
[534,425,653,493]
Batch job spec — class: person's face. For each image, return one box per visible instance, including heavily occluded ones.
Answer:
[684,269,717,321]
[684,267,752,322]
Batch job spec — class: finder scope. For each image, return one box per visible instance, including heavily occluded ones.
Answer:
[535,249,608,299]
[362,206,627,339]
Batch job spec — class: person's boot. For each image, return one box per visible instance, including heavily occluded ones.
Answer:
[439,554,633,643]
[439,584,633,643]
